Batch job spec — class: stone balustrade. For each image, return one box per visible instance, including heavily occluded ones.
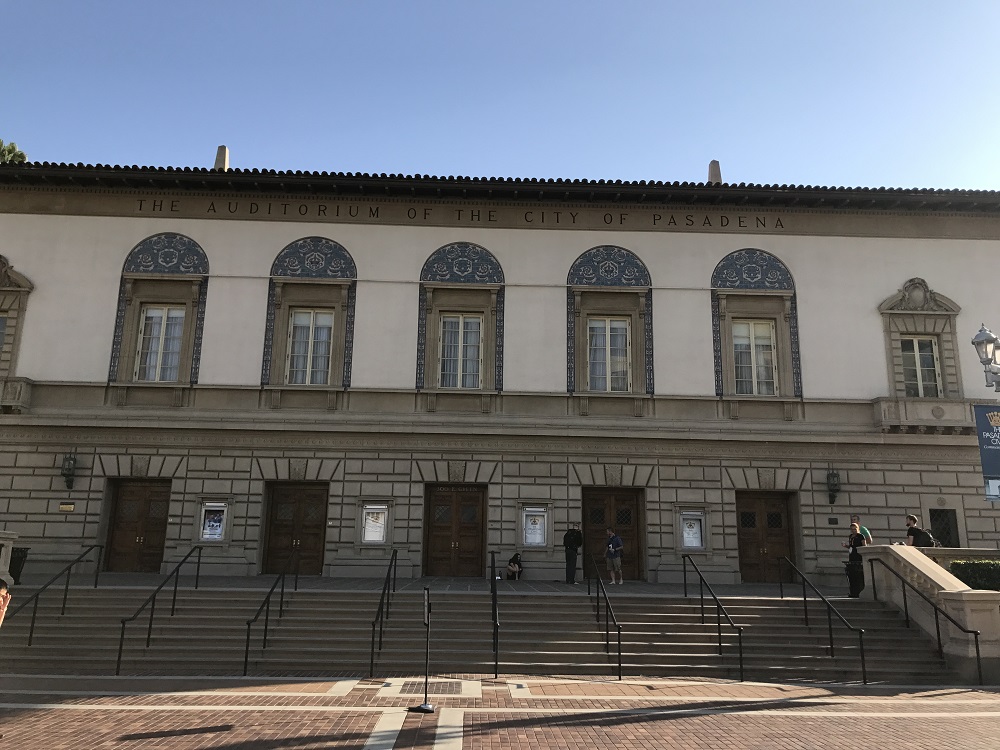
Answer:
[861,544,1000,682]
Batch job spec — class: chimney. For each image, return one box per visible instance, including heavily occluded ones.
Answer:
[708,160,722,184]
[214,145,230,171]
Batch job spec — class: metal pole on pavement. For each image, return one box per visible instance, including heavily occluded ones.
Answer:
[409,586,435,714]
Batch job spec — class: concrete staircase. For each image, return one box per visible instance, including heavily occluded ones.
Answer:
[606,594,959,684]
[0,584,967,683]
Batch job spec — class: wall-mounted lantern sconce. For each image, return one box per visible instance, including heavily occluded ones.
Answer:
[826,469,841,504]
[60,453,77,490]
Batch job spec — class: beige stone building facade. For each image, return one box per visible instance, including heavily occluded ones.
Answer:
[1,163,1000,586]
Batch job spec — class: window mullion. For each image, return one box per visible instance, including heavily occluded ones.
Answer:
[153,308,167,380]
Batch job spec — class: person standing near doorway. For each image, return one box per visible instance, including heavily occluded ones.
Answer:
[605,528,624,585]
[562,522,583,584]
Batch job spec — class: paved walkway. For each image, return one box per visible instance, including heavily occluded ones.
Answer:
[1,673,997,749]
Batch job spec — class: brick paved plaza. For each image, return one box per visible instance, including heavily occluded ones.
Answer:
[1,674,998,749]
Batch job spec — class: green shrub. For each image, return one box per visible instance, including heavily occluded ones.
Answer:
[950,560,1000,590]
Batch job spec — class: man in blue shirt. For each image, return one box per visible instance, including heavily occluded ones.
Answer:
[605,527,624,585]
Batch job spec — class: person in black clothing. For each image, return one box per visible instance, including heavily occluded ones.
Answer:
[562,522,583,584]
[905,514,936,547]
[845,522,867,597]
[506,552,524,580]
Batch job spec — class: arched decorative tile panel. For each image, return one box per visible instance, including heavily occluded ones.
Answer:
[416,243,505,391]
[108,233,210,383]
[711,248,801,397]
[261,237,358,387]
[566,246,653,394]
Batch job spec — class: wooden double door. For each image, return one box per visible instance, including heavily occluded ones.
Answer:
[263,483,328,575]
[582,488,643,581]
[424,485,485,577]
[736,492,794,583]
[106,480,170,573]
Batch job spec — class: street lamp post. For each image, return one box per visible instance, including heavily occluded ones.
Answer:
[971,324,1000,391]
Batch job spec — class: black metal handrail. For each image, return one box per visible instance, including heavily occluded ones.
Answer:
[681,555,745,681]
[115,546,203,675]
[777,556,867,684]
[242,549,300,676]
[368,548,398,677]
[6,545,104,646]
[490,550,500,679]
[586,554,622,680]
[868,557,982,685]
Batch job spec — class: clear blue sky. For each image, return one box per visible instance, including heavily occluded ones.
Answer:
[4,1,999,189]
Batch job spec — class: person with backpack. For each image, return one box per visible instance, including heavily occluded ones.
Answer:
[904,514,939,547]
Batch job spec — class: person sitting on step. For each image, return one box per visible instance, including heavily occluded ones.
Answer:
[506,552,524,580]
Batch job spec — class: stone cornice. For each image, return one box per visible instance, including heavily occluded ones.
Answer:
[0,423,978,463]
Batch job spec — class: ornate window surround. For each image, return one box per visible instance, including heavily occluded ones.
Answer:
[0,254,34,380]
[878,277,962,399]
[711,248,802,398]
[260,237,358,389]
[108,233,209,385]
[566,245,653,395]
[415,242,505,392]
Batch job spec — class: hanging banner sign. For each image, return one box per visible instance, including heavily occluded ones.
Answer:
[973,405,1000,499]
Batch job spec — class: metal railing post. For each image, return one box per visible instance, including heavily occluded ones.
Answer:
[801,575,809,626]
[116,620,127,675]
[616,625,622,681]
[94,546,103,589]
[244,622,253,676]
[975,634,983,685]
[859,631,868,684]
[61,567,72,615]
[263,599,271,649]
[171,569,181,615]
[28,597,39,646]
[737,629,745,682]
[146,595,156,647]
[716,607,723,656]
[827,607,834,657]
[195,547,202,589]
[682,555,688,597]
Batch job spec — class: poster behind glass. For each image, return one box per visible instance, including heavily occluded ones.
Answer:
[681,514,704,548]
[522,509,546,546]
[200,505,227,541]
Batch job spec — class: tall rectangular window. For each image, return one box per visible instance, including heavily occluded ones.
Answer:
[733,320,776,395]
[286,309,334,385]
[135,306,185,382]
[588,317,630,392]
[0,315,7,347]
[440,314,482,388]
[901,336,941,397]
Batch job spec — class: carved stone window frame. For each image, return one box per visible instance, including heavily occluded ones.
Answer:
[0,254,34,380]
[260,237,358,389]
[108,234,209,385]
[878,277,962,399]
[711,248,802,398]
[415,243,505,392]
[566,246,653,395]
